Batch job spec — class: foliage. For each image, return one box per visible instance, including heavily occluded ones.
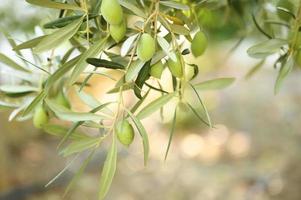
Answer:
[1,0,301,199]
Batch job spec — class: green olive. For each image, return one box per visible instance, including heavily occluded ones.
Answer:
[55,90,70,109]
[150,61,164,79]
[101,0,123,25]
[137,33,156,61]
[277,0,294,21]
[191,31,207,57]
[33,105,49,129]
[110,20,126,43]
[115,120,135,146]
[167,54,183,78]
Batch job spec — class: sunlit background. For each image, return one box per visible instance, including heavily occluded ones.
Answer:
[1,1,301,200]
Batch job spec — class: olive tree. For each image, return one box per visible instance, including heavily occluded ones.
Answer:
[0,0,300,199]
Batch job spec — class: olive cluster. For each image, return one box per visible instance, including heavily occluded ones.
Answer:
[101,0,126,42]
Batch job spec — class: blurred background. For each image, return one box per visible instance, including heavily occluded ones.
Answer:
[1,0,301,200]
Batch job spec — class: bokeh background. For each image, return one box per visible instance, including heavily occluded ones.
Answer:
[1,1,301,200]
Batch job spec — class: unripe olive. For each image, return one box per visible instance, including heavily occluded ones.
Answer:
[276,0,294,21]
[137,33,156,61]
[101,0,123,25]
[115,120,135,146]
[110,20,126,43]
[150,61,164,79]
[33,105,49,129]
[191,31,207,57]
[55,90,70,109]
[167,54,183,78]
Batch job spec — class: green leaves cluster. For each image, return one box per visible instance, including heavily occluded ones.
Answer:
[0,0,236,199]
[247,0,301,94]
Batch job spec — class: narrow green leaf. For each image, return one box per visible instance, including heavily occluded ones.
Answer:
[247,39,287,58]
[98,135,117,200]
[120,34,139,57]
[42,124,87,140]
[274,57,294,94]
[160,1,189,10]
[44,15,84,29]
[107,82,134,94]
[0,53,30,72]
[190,84,212,128]
[60,138,100,157]
[136,93,175,119]
[164,108,177,160]
[125,108,149,166]
[157,36,177,61]
[22,91,46,116]
[125,60,146,82]
[26,0,83,11]
[76,89,101,109]
[13,36,46,51]
[59,102,113,146]
[86,58,125,70]
[69,37,108,85]
[34,16,84,53]
[64,150,96,196]
[45,56,80,92]
[194,78,235,91]
[119,0,147,18]
[46,99,108,122]
[0,85,39,94]
[130,89,150,114]
[134,61,151,99]
[186,103,210,127]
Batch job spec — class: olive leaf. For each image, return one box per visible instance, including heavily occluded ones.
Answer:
[0,85,39,94]
[86,58,125,70]
[34,16,84,53]
[134,61,152,99]
[45,99,109,122]
[42,124,88,140]
[137,93,175,119]
[160,1,190,10]
[43,15,84,29]
[0,53,30,72]
[190,84,212,128]
[64,150,96,196]
[22,91,46,116]
[125,60,146,82]
[69,37,108,85]
[26,0,83,11]
[157,36,177,61]
[274,56,294,94]
[247,39,288,58]
[58,102,113,146]
[121,34,139,57]
[194,78,235,90]
[60,138,100,157]
[13,36,46,51]
[98,135,117,200]
[124,108,149,166]
[119,0,147,18]
[164,108,177,160]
